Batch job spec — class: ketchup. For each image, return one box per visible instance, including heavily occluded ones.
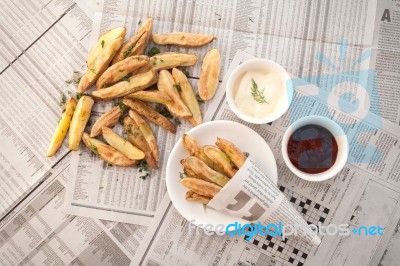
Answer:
[287,125,338,174]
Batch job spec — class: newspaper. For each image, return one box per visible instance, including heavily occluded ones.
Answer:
[62,0,396,224]
[0,154,147,265]
[133,50,400,266]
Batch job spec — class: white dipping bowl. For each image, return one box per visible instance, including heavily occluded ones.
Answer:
[225,58,293,124]
[281,116,348,182]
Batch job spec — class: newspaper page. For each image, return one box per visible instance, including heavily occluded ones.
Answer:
[0,0,93,219]
[63,0,391,224]
[0,154,147,265]
[133,50,400,266]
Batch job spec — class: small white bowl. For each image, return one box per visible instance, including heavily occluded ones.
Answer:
[281,116,348,182]
[225,58,293,124]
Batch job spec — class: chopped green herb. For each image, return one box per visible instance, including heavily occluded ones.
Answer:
[122,73,132,81]
[179,172,187,179]
[160,58,164,62]
[76,92,88,100]
[102,84,111,89]
[126,124,137,136]
[101,40,105,48]
[152,61,157,66]
[90,68,96,74]
[119,116,125,125]
[137,161,149,172]
[250,78,268,104]
[60,94,66,106]
[115,101,128,115]
[147,47,160,57]
[91,144,98,154]
[180,35,185,40]
[123,43,135,58]
[139,173,150,180]
[174,83,182,92]
[155,104,173,119]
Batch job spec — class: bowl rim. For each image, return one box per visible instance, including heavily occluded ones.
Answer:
[225,58,293,124]
[281,115,349,182]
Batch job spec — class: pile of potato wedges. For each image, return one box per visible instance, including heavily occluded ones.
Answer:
[47,17,222,172]
[180,135,247,204]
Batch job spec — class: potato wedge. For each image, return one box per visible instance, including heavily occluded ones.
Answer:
[92,70,158,100]
[47,98,77,156]
[122,99,176,133]
[125,90,172,106]
[82,133,137,167]
[87,27,126,67]
[158,70,192,118]
[180,156,230,187]
[215,137,247,168]
[182,134,213,166]
[102,126,145,160]
[152,32,215,47]
[122,116,158,169]
[171,68,202,125]
[78,37,123,92]
[112,17,153,64]
[68,96,94,150]
[128,110,159,162]
[185,190,211,204]
[90,107,121,137]
[180,178,221,198]
[203,145,237,178]
[96,55,150,89]
[198,48,221,100]
[150,52,198,71]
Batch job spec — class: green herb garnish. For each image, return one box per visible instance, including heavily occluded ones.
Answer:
[60,94,66,106]
[250,78,268,104]
[91,144,98,154]
[123,43,135,58]
[174,117,181,126]
[115,101,128,115]
[138,161,149,172]
[139,173,150,180]
[126,124,138,136]
[101,40,105,48]
[174,83,182,92]
[180,35,185,40]
[155,104,173,119]
[122,73,132,81]
[76,92,88,100]
[147,47,160,57]
[195,93,205,104]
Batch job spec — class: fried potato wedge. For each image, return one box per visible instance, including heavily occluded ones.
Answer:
[198,48,221,100]
[150,52,198,71]
[215,137,247,168]
[152,32,215,47]
[78,37,123,92]
[122,99,176,133]
[182,134,213,166]
[47,98,77,156]
[102,126,145,160]
[128,110,159,162]
[92,70,158,100]
[112,17,153,64]
[158,70,192,118]
[96,55,150,89]
[171,68,202,125]
[203,145,237,178]
[185,190,211,204]
[122,116,158,169]
[125,90,172,106]
[90,107,121,137]
[82,133,137,167]
[87,27,126,67]
[180,178,221,198]
[68,96,94,150]
[180,156,230,187]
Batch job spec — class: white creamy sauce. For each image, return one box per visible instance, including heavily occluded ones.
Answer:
[234,70,283,118]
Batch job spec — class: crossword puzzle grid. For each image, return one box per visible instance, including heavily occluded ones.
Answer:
[243,186,331,266]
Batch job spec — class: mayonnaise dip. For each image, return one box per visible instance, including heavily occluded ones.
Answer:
[233,70,283,118]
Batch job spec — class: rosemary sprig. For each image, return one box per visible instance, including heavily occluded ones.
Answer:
[250,78,268,104]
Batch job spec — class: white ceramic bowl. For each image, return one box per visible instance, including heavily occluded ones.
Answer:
[166,120,278,232]
[281,116,348,182]
[225,58,293,124]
